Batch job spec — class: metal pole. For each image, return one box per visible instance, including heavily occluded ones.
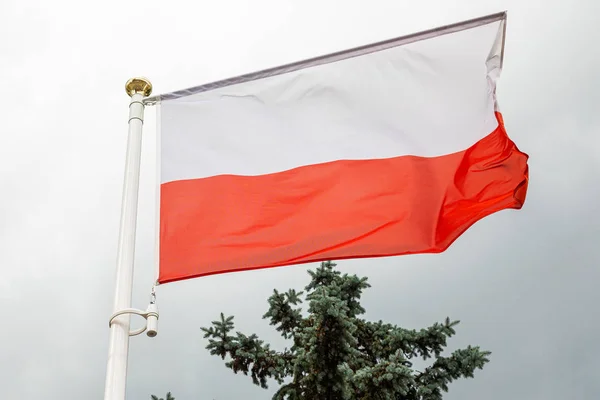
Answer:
[104,77,153,400]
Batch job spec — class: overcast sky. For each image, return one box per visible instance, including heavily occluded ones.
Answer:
[1,0,599,399]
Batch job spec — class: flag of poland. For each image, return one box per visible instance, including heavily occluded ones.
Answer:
[153,12,528,284]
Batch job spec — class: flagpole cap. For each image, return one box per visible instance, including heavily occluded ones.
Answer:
[125,77,153,97]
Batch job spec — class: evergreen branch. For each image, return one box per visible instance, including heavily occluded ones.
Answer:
[351,353,415,399]
[272,382,301,400]
[201,313,293,389]
[263,289,305,339]
[360,317,461,361]
[415,346,491,400]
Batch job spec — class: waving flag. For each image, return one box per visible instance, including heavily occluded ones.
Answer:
[152,12,528,284]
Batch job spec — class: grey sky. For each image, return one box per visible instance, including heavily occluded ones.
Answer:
[1,0,598,399]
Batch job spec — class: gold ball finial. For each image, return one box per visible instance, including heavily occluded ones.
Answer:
[125,77,153,97]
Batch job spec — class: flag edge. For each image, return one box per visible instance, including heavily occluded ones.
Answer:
[145,11,507,104]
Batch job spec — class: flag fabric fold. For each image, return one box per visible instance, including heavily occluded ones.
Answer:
[154,12,528,284]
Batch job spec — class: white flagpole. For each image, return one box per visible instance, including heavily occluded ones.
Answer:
[104,77,153,400]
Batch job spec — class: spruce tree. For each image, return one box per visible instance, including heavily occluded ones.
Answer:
[201,261,490,399]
